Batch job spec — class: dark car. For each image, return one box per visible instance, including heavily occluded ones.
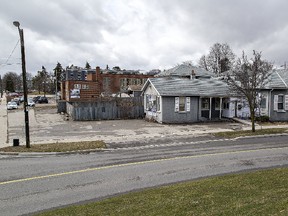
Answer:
[33,96,41,103]
[37,96,48,104]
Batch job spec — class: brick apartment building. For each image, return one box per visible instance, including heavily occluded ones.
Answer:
[61,66,154,102]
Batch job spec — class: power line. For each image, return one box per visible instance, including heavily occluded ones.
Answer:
[0,39,20,69]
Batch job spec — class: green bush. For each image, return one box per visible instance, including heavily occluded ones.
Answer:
[256,115,269,122]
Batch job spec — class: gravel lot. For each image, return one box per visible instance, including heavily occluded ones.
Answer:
[7,103,241,147]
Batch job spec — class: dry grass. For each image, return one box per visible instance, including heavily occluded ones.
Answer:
[0,141,106,152]
[213,128,288,138]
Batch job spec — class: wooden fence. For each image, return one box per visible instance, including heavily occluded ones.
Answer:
[61,97,144,121]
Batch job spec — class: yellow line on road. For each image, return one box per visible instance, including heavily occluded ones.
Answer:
[0,147,287,186]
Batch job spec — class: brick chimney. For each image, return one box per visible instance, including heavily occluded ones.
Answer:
[190,70,196,79]
[96,66,100,81]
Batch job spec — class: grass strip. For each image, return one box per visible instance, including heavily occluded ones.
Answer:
[213,128,288,138]
[0,141,106,152]
[36,167,288,216]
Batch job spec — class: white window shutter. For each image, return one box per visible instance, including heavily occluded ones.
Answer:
[186,97,190,112]
[175,97,179,112]
[274,95,278,111]
[285,95,288,110]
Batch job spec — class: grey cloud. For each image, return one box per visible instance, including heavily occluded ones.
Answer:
[1,0,288,76]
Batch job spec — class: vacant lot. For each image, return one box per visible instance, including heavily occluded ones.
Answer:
[7,105,241,146]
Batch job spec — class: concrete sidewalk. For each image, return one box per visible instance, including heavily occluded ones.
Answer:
[0,94,8,148]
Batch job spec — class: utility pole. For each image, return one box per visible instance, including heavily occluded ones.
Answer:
[13,21,30,148]
[0,75,3,98]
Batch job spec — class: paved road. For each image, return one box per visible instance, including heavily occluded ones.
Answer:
[1,135,288,216]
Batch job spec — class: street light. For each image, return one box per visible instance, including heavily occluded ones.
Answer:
[13,21,30,148]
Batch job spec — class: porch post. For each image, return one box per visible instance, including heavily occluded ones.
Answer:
[198,97,202,120]
[209,97,212,120]
[219,97,222,119]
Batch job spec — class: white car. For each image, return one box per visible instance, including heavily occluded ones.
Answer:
[7,101,18,110]
[28,98,35,107]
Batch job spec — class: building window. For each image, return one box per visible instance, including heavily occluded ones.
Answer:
[103,77,110,87]
[74,84,81,89]
[201,98,210,110]
[274,95,288,111]
[215,98,220,110]
[278,95,284,110]
[146,94,158,112]
[260,98,267,108]
[175,97,190,112]
[82,84,89,89]
[120,78,128,90]
[179,97,186,112]
[223,102,229,109]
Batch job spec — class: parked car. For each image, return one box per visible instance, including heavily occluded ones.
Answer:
[37,96,48,104]
[28,98,35,107]
[7,101,18,110]
[33,96,41,103]
[12,98,21,105]
[20,96,24,103]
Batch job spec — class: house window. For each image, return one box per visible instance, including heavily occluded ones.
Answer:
[260,98,267,108]
[215,98,220,110]
[179,97,186,112]
[201,98,210,110]
[274,95,288,111]
[223,102,229,109]
[146,94,158,112]
[175,97,190,112]
[278,95,284,110]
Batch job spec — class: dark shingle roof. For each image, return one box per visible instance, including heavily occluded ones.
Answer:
[148,77,231,97]
[157,64,214,78]
[265,69,288,89]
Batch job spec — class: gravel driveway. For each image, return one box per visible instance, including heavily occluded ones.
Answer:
[7,105,240,147]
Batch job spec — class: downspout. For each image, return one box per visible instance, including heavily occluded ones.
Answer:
[209,97,212,120]
[219,97,222,119]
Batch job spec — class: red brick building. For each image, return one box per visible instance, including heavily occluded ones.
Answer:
[61,66,153,102]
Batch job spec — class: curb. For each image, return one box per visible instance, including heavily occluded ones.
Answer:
[0,148,109,156]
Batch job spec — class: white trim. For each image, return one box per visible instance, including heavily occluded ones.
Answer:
[276,71,288,87]
[186,97,190,112]
[209,97,212,119]
[219,97,222,119]
[175,97,179,112]
[285,95,288,111]
[274,95,278,111]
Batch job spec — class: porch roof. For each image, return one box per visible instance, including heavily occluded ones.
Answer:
[147,77,232,97]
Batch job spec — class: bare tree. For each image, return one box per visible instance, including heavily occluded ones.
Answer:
[199,43,236,75]
[199,55,208,71]
[226,51,273,132]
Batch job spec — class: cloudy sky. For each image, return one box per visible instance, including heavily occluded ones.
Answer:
[1,0,288,76]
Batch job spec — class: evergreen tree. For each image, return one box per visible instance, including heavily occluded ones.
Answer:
[85,61,91,69]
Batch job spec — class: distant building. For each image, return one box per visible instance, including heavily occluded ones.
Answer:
[61,66,154,102]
